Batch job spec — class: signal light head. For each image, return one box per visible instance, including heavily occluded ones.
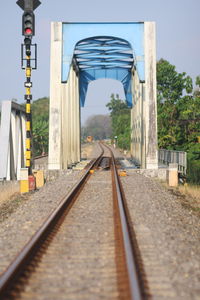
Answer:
[22,11,35,36]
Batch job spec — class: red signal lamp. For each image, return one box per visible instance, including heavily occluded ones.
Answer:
[25,28,32,35]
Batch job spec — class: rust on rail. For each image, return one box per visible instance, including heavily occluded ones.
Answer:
[104,143,150,300]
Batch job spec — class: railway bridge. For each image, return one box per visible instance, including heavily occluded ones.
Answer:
[48,22,158,170]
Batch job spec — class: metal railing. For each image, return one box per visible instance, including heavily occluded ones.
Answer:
[158,149,187,174]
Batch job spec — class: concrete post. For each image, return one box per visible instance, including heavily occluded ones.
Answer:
[130,22,157,169]
[70,69,75,164]
[48,22,62,170]
[76,74,81,162]
[48,22,81,169]
[61,73,71,168]
[168,163,178,187]
[144,22,158,169]
[73,71,77,163]
[67,69,72,167]
[74,70,81,163]
[60,67,81,167]
[61,83,68,169]
[130,71,145,167]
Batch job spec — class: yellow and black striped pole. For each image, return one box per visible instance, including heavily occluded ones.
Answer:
[24,44,32,175]
[17,0,41,193]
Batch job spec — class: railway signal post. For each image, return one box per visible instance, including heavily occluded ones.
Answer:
[17,0,41,192]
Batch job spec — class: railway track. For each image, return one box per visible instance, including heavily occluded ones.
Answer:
[0,143,149,299]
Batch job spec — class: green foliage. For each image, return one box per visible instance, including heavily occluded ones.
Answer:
[157,59,192,105]
[31,97,49,156]
[106,94,131,150]
[157,59,194,150]
[187,159,200,184]
[157,59,200,184]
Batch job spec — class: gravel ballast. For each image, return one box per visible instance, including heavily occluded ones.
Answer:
[0,170,85,274]
[0,143,199,299]
[121,171,200,300]
[17,169,119,300]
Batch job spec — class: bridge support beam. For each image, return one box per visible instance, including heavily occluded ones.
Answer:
[0,101,26,180]
[130,22,158,169]
[61,66,80,168]
[48,22,80,170]
[130,72,145,167]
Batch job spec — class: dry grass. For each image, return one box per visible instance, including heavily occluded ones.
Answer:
[171,184,200,215]
[161,181,200,216]
[178,184,200,203]
[0,182,20,205]
[0,182,31,223]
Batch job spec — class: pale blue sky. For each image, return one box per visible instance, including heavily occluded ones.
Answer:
[0,0,199,123]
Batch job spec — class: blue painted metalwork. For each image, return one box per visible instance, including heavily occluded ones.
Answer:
[62,23,144,107]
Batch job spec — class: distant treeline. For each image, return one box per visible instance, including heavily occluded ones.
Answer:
[81,114,112,141]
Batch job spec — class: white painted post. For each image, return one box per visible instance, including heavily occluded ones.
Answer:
[61,82,68,169]
[130,70,145,167]
[48,22,63,170]
[75,73,81,162]
[72,70,76,164]
[144,22,158,169]
[70,69,75,164]
[67,71,71,166]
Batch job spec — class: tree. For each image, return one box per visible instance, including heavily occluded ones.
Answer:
[31,97,49,156]
[157,59,200,183]
[106,94,131,149]
[157,59,193,149]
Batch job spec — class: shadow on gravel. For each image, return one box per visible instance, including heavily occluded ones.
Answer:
[168,187,200,217]
[0,193,33,223]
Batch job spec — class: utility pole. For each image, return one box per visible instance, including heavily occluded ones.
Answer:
[17,0,41,191]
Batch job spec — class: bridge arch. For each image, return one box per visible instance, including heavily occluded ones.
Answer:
[61,22,145,83]
[74,35,133,107]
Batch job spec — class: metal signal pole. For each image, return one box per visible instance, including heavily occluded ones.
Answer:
[17,0,41,178]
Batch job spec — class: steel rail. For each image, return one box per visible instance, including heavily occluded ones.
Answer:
[0,145,104,297]
[104,143,144,300]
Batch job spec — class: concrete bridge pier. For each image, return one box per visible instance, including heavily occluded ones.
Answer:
[130,22,158,169]
[48,22,62,170]
[130,71,144,167]
[62,67,80,168]
[48,22,81,170]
